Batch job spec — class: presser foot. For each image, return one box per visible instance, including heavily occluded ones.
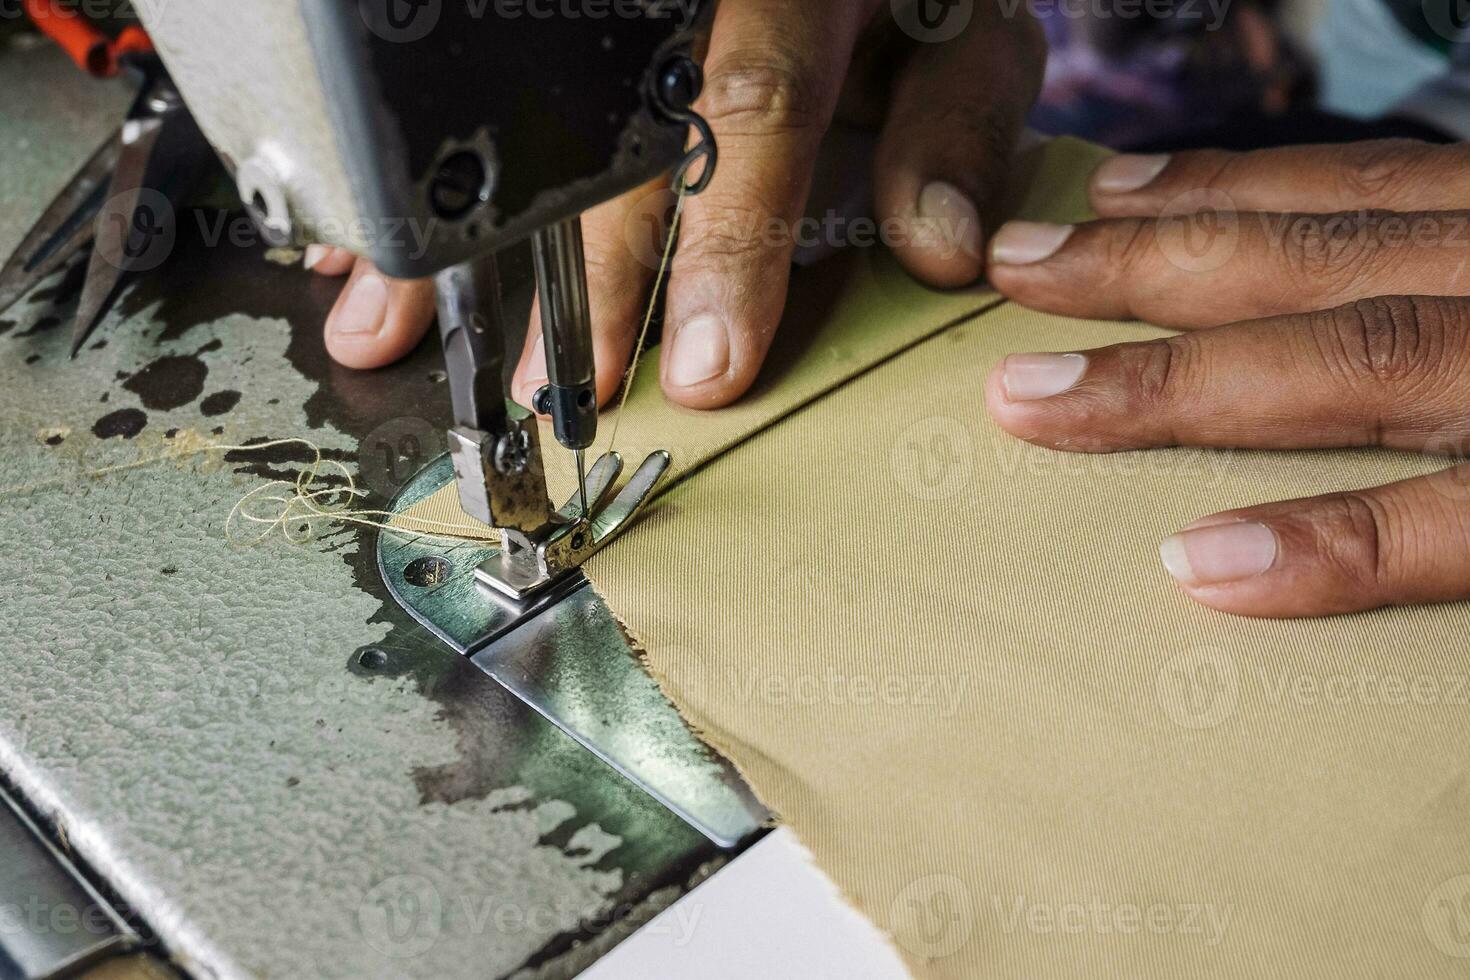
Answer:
[476,449,671,601]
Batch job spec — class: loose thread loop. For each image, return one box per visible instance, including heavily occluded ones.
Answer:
[1,436,494,547]
[222,438,490,546]
[603,179,688,458]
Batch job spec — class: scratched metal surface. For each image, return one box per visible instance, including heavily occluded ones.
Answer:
[0,39,719,980]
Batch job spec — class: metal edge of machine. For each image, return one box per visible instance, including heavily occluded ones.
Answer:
[0,784,141,980]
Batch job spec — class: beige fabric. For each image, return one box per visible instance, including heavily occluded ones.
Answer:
[407,138,1470,977]
[598,307,1469,978]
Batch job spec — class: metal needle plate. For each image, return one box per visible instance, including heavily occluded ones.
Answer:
[378,454,768,848]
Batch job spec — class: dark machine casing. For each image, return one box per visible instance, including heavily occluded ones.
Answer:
[298,0,708,279]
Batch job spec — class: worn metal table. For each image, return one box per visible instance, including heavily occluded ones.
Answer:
[0,35,746,980]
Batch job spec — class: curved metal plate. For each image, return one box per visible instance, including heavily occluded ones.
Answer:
[378,454,769,849]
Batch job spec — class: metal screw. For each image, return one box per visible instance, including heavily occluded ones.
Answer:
[357,647,389,670]
[657,56,702,113]
[403,555,453,587]
[532,385,553,417]
[493,430,530,475]
[147,90,183,115]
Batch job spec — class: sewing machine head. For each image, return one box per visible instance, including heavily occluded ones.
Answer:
[138,0,712,274]
[136,0,716,599]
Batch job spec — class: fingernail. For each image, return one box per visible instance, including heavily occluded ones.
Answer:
[917,180,982,259]
[668,314,729,388]
[1001,352,1087,401]
[304,244,330,270]
[332,272,389,336]
[1160,521,1278,586]
[990,222,1075,265]
[1092,154,1171,194]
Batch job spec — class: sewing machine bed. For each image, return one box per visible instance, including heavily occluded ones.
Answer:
[0,39,739,980]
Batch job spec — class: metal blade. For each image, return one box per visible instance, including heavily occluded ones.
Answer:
[0,134,120,317]
[70,115,169,356]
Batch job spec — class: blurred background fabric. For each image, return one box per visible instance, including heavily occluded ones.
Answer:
[1027,0,1466,148]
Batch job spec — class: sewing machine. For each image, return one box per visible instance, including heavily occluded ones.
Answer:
[112,0,770,846]
[0,5,790,978]
[139,0,715,594]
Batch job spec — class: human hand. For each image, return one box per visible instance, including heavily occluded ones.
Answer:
[984,140,1470,618]
[310,0,1044,410]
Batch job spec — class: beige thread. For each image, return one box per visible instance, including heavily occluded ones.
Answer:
[603,180,687,457]
[0,437,491,546]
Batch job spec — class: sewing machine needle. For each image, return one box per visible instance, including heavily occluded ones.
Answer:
[575,448,590,519]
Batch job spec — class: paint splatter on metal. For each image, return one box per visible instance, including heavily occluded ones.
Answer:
[91,407,147,439]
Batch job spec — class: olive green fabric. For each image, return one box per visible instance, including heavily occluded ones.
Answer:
[410,138,1470,977]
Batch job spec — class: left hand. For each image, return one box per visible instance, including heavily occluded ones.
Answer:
[983,139,1470,618]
